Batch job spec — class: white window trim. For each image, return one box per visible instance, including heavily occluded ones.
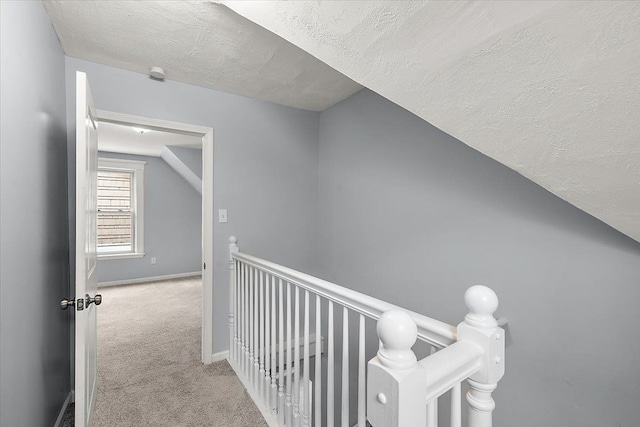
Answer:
[97,157,146,259]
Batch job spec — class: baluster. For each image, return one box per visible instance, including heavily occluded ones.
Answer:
[451,382,461,427]
[240,263,245,371]
[357,314,365,427]
[236,260,240,363]
[341,307,349,427]
[278,278,286,424]
[286,282,294,425]
[250,266,256,384]
[293,286,301,426]
[458,286,504,427]
[228,237,238,362]
[327,301,334,427]
[244,264,249,376]
[315,295,322,427]
[254,268,260,388]
[259,271,266,402]
[427,346,438,427]
[270,274,278,414]
[303,290,310,426]
[265,274,271,408]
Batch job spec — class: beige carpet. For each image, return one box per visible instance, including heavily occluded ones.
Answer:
[91,277,267,427]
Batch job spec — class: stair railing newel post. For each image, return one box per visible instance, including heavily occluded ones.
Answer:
[228,236,239,362]
[366,310,427,427]
[458,285,505,427]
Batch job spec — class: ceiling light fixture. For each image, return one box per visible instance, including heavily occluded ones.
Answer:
[149,66,165,81]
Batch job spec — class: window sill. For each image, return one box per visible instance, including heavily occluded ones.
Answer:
[98,252,145,261]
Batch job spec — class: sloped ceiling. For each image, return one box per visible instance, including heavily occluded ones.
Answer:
[222,1,640,243]
[43,0,362,111]
[98,122,201,157]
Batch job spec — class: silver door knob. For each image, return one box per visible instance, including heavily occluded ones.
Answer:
[60,298,74,310]
[85,294,102,307]
[61,297,85,311]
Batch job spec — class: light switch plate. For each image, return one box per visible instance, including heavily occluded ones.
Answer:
[219,209,228,223]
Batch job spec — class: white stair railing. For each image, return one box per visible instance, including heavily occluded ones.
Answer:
[227,236,505,427]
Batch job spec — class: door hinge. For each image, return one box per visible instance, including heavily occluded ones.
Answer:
[203,263,206,270]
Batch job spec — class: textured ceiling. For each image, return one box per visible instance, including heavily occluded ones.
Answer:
[223,1,640,243]
[43,0,362,111]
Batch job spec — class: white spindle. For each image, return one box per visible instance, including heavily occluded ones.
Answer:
[315,295,322,427]
[341,307,349,427]
[244,264,249,376]
[252,268,260,391]
[240,263,245,371]
[278,278,286,424]
[250,266,255,384]
[357,314,365,427]
[264,273,270,406]
[303,290,310,426]
[427,346,438,427]
[451,382,461,427]
[294,286,301,426]
[270,274,277,414]
[327,301,334,427]
[236,260,240,362]
[258,272,267,404]
[286,281,293,425]
[259,271,265,402]
[229,237,238,361]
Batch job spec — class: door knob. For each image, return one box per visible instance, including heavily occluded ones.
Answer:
[61,298,84,311]
[85,294,102,307]
[60,298,74,310]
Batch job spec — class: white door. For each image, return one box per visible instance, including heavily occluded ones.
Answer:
[75,71,100,427]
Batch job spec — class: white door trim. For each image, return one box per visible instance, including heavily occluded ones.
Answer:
[96,110,215,364]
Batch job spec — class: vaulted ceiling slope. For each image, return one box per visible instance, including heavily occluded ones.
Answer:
[43,0,362,111]
[222,1,640,243]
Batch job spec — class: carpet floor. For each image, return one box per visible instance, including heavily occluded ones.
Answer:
[89,277,267,427]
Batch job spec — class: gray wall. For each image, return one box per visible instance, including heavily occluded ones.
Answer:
[317,89,640,427]
[167,146,202,179]
[97,152,202,283]
[0,2,70,426]
[65,57,320,353]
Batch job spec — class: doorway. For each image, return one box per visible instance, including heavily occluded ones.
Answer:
[95,110,214,364]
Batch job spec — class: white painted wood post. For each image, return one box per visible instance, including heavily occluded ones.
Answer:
[278,278,286,424]
[367,310,427,427]
[294,286,301,426]
[229,237,238,361]
[341,307,349,427]
[259,270,266,403]
[314,295,322,427]
[458,285,505,427]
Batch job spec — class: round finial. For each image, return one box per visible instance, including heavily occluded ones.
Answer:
[229,236,238,244]
[376,309,418,370]
[464,285,498,329]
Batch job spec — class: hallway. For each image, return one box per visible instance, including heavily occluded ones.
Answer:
[91,277,266,426]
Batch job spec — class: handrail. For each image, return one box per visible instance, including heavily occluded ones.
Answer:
[232,251,457,348]
[419,341,482,403]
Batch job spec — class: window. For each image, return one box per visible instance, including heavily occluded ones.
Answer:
[97,158,145,259]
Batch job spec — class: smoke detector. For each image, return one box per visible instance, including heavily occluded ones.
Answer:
[149,66,165,80]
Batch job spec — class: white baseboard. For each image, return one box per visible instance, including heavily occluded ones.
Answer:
[98,271,201,288]
[54,392,73,427]
[211,350,230,363]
